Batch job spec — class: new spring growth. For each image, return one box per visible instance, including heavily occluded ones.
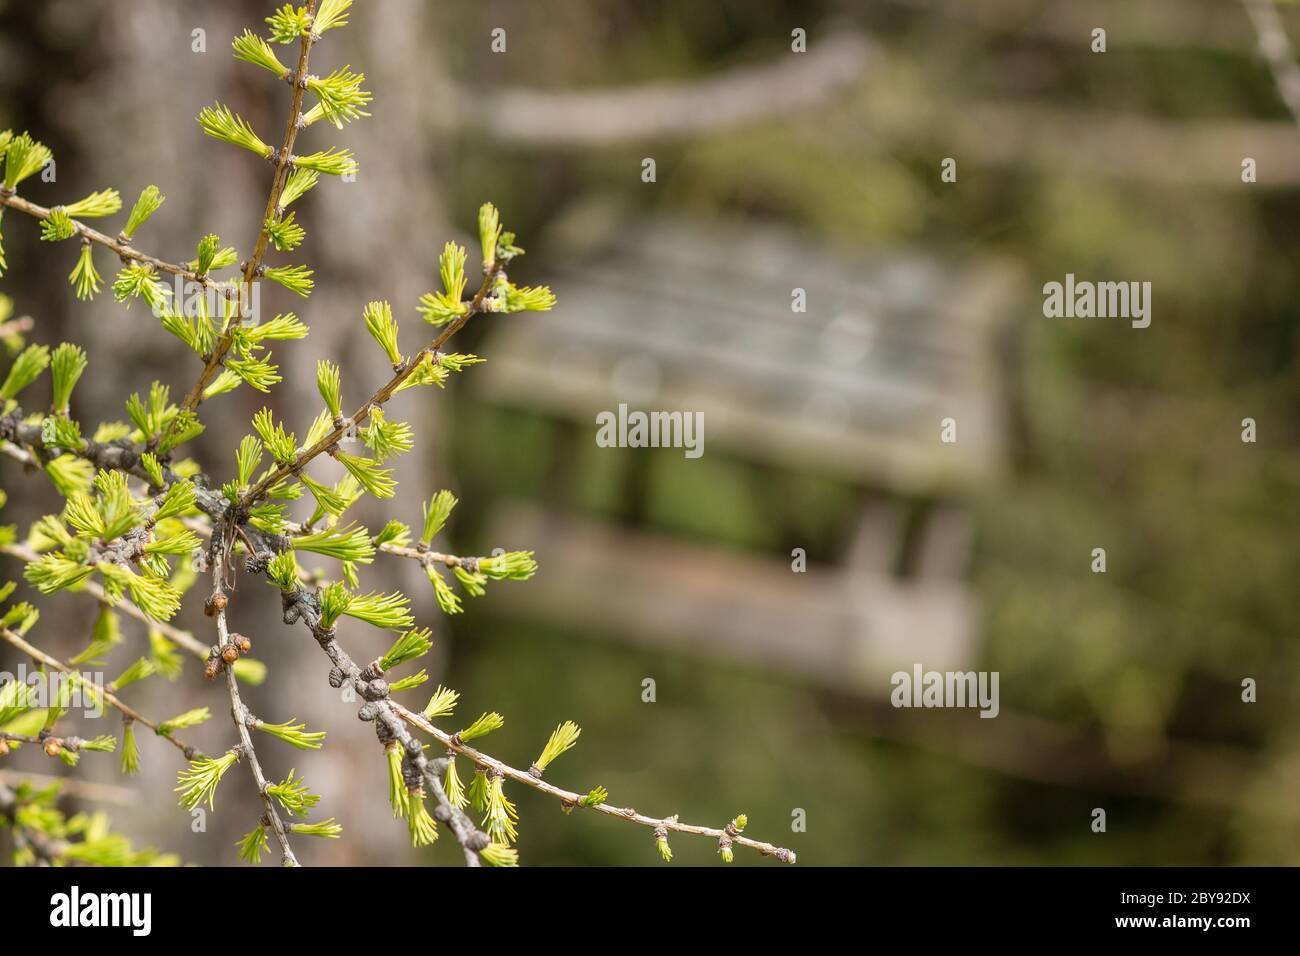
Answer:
[417,243,470,326]
[120,721,140,776]
[317,584,414,631]
[288,818,342,839]
[238,823,271,865]
[531,721,581,777]
[295,523,374,563]
[374,519,410,548]
[266,551,301,591]
[252,408,297,464]
[444,753,468,810]
[70,244,102,301]
[383,749,424,844]
[39,209,75,243]
[198,104,273,159]
[420,490,457,545]
[387,669,427,693]
[158,708,211,735]
[49,343,87,414]
[2,344,50,401]
[253,716,326,750]
[378,627,433,673]
[422,684,459,720]
[77,734,118,754]
[175,749,241,811]
[149,630,183,679]
[479,843,519,867]
[457,711,504,744]
[302,68,372,129]
[232,29,287,78]
[4,132,53,190]
[483,773,519,845]
[407,788,439,848]
[363,300,401,366]
[291,148,357,178]
[112,263,170,310]
[279,169,318,210]
[109,659,155,692]
[265,3,313,43]
[718,814,748,864]
[333,451,395,498]
[654,823,673,862]
[363,408,413,461]
[385,742,408,818]
[479,202,502,271]
[262,210,305,252]
[266,769,320,816]
[122,186,164,240]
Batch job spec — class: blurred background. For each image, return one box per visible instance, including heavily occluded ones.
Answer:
[1,0,1299,866]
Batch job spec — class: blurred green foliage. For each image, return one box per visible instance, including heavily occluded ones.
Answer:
[436,0,1300,864]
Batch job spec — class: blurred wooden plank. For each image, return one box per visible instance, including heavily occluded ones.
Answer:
[483,505,976,693]
[473,219,1019,494]
[846,497,907,574]
[912,503,974,580]
[886,0,1267,51]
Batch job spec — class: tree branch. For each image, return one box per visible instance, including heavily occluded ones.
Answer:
[237,260,504,509]
[273,574,489,865]
[1,541,209,660]
[0,191,230,295]
[391,701,795,863]
[179,0,320,414]
[0,625,203,759]
[206,518,299,867]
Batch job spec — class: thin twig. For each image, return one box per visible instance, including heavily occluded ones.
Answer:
[0,541,208,659]
[207,522,299,866]
[0,191,230,294]
[0,768,136,806]
[0,626,202,758]
[179,0,320,414]
[391,701,796,863]
[238,261,504,509]
[257,542,793,864]
[268,573,488,864]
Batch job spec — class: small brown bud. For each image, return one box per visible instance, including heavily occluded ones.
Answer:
[0,739,10,756]
[204,656,221,680]
[234,633,252,654]
[221,644,239,664]
[204,592,228,617]
[44,739,62,757]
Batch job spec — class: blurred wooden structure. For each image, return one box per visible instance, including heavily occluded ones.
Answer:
[472,217,1022,694]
